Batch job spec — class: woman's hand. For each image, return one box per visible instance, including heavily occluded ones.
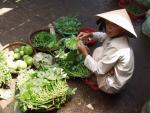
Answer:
[77,32,92,40]
[77,41,89,56]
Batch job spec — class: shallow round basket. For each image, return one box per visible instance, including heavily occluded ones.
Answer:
[25,95,73,113]
[1,42,28,52]
[29,29,63,53]
[1,42,35,76]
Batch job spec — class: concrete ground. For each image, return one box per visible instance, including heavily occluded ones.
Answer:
[0,0,150,113]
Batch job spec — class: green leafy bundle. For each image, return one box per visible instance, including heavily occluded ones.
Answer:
[16,78,74,112]
[64,35,78,50]
[33,52,53,69]
[16,67,75,112]
[126,4,144,15]
[35,65,68,80]
[32,32,59,49]
[0,63,11,86]
[0,52,6,64]
[55,50,91,78]
[0,52,11,86]
[55,16,81,34]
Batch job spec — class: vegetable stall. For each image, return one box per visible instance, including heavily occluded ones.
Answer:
[0,16,93,113]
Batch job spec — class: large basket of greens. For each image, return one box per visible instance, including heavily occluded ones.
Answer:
[55,16,81,35]
[54,35,92,78]
[29,29,64,53]
[1,42,35,74]
[15,52,76,113]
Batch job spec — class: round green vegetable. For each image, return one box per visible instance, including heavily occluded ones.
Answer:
[24,56,33,65]
[23,55,30,60]
[20,51,24,56]
[20,46,25,51]
[14,53,21,60]
[16,60,27,70]
[14,48,20,53]
[7,61,18,71]
[23,45,33,55]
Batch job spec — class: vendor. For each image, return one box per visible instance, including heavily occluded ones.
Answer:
[77,9,137,94]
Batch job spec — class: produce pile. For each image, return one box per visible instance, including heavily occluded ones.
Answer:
[16,65,75,112]
[32,31,59,49]
[6,45,34,72]
[0,52,11,86]
[15,52,76,112]
[55,35,91,78]
[64,35,78,50]
[55,16,81,34]
[0,16,92,113]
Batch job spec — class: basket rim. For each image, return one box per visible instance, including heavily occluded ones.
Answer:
[1,41,28,51]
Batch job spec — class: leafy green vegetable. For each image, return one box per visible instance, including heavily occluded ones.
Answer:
[32,31,59,49]
[35,65,68,80]
[126,4,144,15]
[55,16,81,34]
[16,69,75,113]
[33,52,53,68]
[0,63,11,86]
[55,50,91,78]
[17,69,36,89]
[0,52,11,86]
[64,35,78,50]
[0,52,7,64]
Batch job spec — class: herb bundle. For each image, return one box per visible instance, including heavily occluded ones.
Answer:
[55,16,81,34]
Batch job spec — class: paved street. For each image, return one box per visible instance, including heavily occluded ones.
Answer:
[0,0,150,113]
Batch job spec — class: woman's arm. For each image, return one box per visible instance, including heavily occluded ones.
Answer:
[84,47,119,75]
[77,32,107,43]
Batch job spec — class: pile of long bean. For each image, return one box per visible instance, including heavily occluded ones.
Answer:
[16,78,74,112]
[16,68,75,113]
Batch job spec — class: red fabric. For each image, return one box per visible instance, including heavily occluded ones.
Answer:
[118,0,129,8]
[83,78,100,91]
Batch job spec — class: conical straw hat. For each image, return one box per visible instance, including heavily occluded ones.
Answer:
[96,9,137,38]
